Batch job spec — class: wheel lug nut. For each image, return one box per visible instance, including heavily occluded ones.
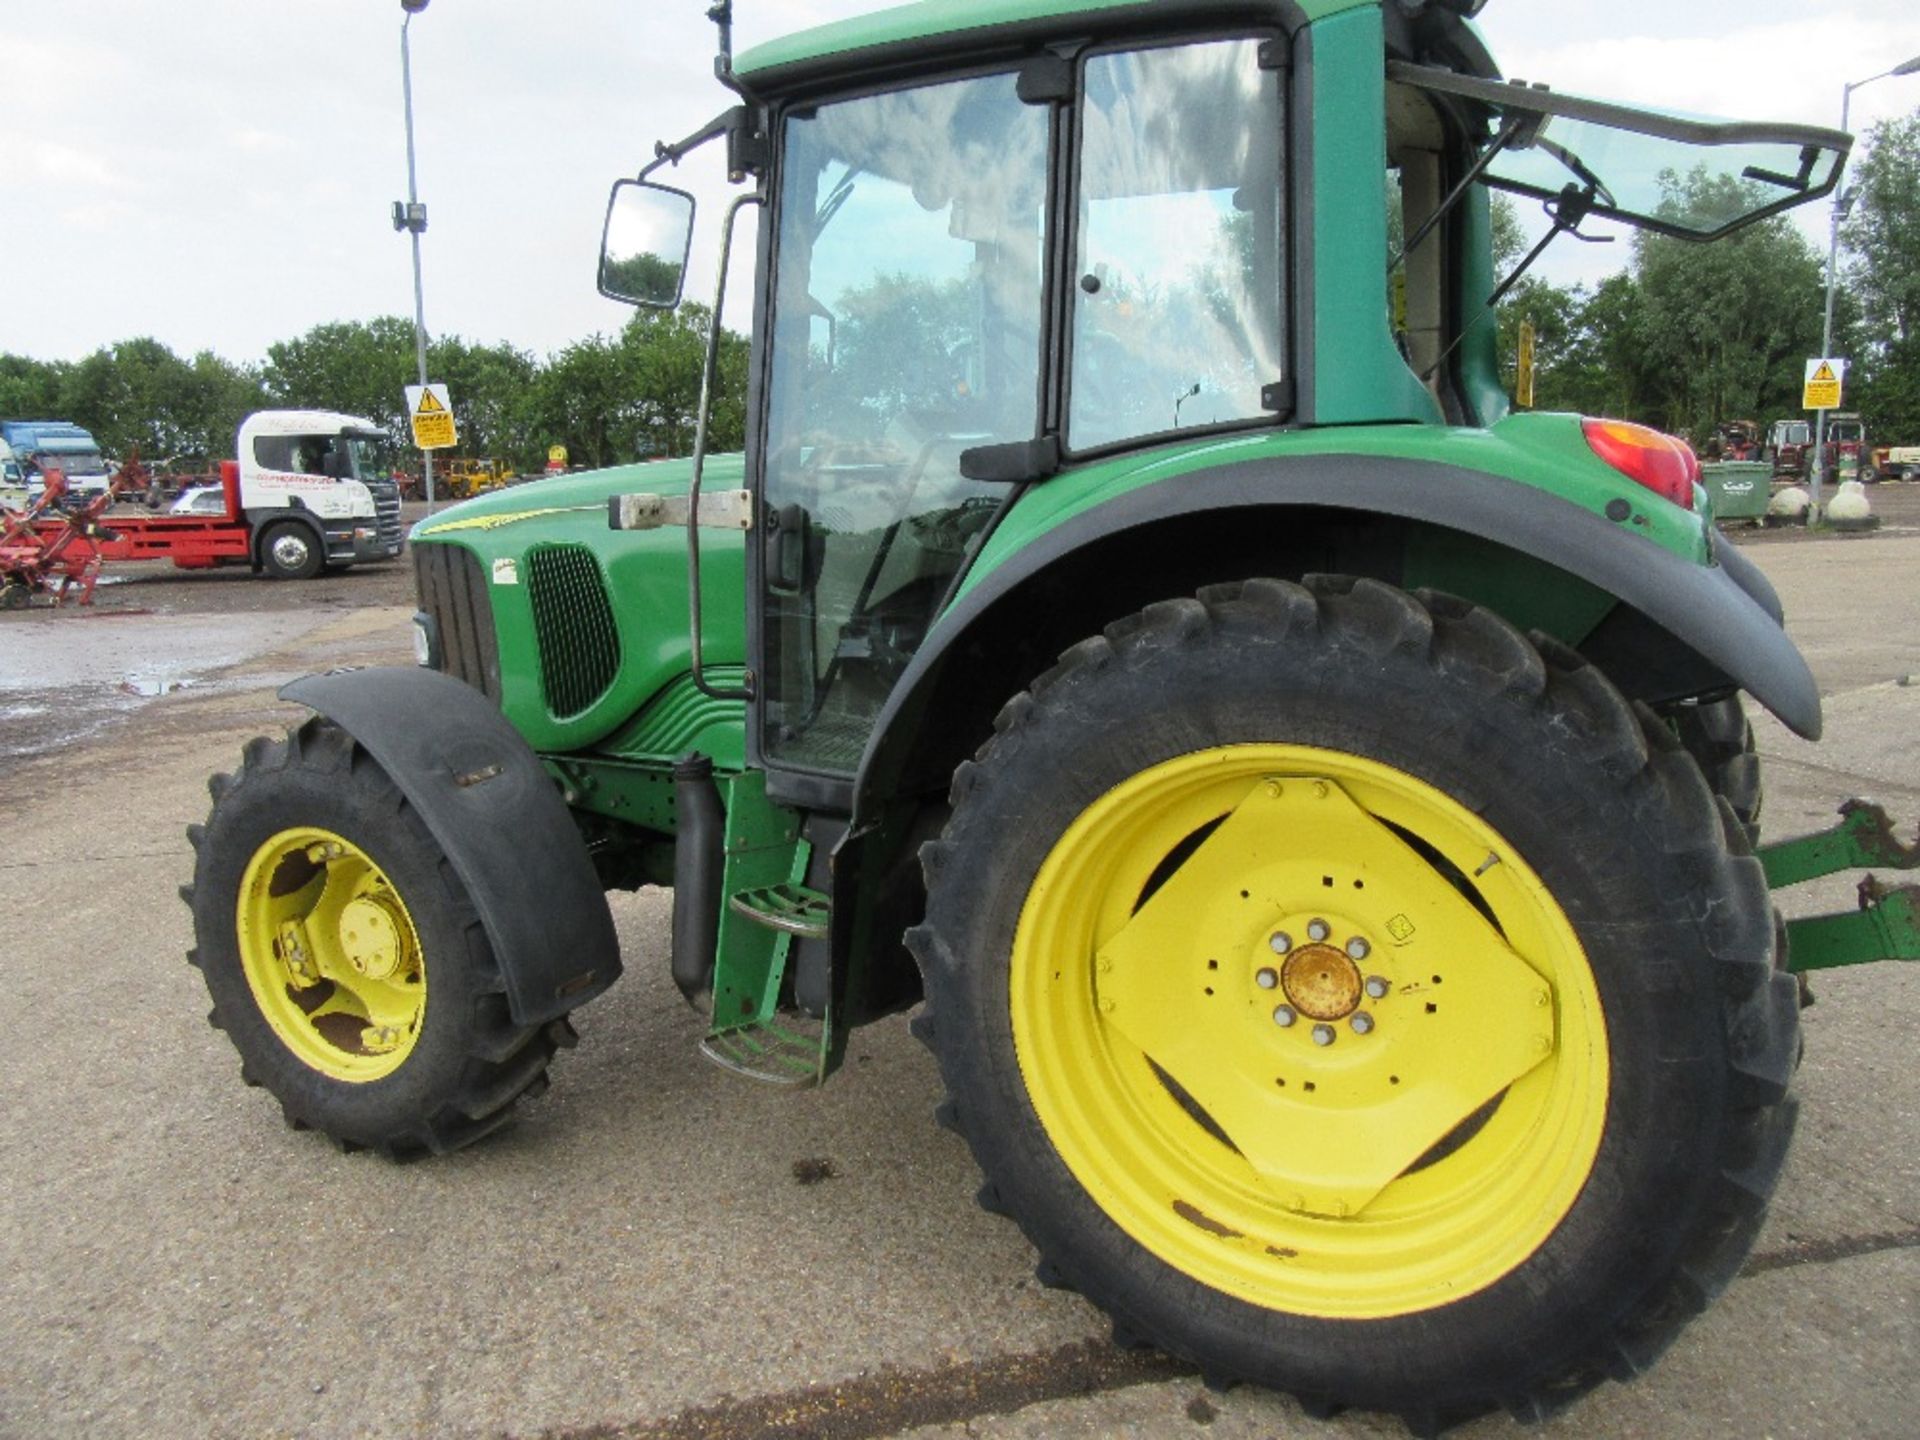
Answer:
[1350,1012,1375,1035]
[1268,932,1292,955]
[1346,936,1370,961]
[1272,1005,1297,1028]
[1311,1023,1335,1046]
[1256,967,1279,990]
[1306,919,1330,943]
[1364,975,1390,1000]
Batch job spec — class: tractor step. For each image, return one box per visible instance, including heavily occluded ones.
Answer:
[1760,800,1920,973]
[699,1013,828,1088]
[728,882,831,940]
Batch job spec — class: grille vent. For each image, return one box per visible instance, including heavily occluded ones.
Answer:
[413,543,501,701]
[525,544,621,719]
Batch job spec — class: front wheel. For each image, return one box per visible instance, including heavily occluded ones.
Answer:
[259,520,324,580]
[184,717,572,1156]
[912,578,1797,1427]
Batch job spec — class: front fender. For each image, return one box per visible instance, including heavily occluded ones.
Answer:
[281,667,620,1024]
[853,455,1820,821]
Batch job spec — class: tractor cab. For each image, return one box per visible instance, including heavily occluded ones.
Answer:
[600,0,1846,810]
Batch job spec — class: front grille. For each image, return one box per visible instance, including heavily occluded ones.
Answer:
[524,544,620,720]
[413,543,501,701]
[367,479,404,548]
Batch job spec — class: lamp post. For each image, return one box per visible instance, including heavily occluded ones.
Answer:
[396,0,435,511]
[1811,54,1920,515]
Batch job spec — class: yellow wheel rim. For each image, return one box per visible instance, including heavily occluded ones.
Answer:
[1011,745,1608,1320]
[235,827,428,1082]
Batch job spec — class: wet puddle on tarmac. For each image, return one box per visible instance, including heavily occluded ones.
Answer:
[0,610,327,769]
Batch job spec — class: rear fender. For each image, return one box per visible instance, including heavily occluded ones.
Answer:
[852,454,1821,823]
[281,667,620,1024]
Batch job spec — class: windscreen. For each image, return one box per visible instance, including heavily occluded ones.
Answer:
[1392,63,1850,242]
[760,70,1048,775]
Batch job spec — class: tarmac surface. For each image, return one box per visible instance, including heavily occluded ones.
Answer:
[1,495,1916,1439]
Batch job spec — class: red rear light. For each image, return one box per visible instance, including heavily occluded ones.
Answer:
[1582,418,1697,510]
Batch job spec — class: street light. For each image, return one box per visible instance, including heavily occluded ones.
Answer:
[396,0,435,511]
[1811,53,1920,515]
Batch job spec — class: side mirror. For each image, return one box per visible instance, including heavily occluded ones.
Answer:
[599,179,695,308]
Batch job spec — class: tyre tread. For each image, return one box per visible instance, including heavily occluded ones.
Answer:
[185,715,568,1158]
[912,578,1797,1426]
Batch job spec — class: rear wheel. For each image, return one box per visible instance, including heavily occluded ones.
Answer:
[259,520,324,580]
[912,578,1797,1427]
[184,717,571,1156]
[1670,694,1762,841]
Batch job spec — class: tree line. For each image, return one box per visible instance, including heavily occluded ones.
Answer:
[0,305,745,478]
[4,112,1916,472]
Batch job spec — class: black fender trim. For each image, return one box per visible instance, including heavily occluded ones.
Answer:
[852,454,1820,820]
[1714,536,1784,625]
[281,667,621,1025]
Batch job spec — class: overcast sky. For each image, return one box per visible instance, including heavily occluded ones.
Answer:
[3,1,1915,369]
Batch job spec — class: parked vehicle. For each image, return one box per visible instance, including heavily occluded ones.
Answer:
[440,457,516,499]
[1704,417,1758,461]
[1826,411,1869,481]
[0,419,112,499]
[1871,443,1919,481]
[1766,416,1811,477]
[184,2,1914,1427]
[29,410,404,578]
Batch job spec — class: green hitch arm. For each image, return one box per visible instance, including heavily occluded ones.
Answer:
[1759,798,1919,888]
[1758,800,1920,974]
[1783,878,1920,975]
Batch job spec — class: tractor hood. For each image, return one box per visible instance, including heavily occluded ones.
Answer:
[409,454,748,758]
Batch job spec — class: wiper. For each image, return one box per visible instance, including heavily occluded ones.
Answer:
[1390,113,1531,274]
[815,168,862,234]
[1419,180,1614,383]
[1536,137,1617,210]
[1744,144,1820,194]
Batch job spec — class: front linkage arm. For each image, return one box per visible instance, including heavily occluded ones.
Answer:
[1759,799,1920,973]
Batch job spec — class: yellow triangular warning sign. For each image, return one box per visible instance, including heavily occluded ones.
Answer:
[1810,361,1837,384]
[415,389,448,415]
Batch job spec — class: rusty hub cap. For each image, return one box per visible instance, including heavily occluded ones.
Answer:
[1281,943,1364,1021]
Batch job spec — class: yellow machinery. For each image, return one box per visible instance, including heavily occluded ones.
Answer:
[440,458,514,499]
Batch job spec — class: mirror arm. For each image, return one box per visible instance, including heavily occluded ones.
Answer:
[687,189,765,703]
[643,107,746,177]
[640,105,767,186]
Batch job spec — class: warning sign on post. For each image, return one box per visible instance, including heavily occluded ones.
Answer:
[405,383,458,450]
[1802,358,1845,411]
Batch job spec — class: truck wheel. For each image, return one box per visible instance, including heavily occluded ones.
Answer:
[911,578,1796,1428]
[260,521,324,580]
[184,717,572,1156]
[1670,695,1762,842]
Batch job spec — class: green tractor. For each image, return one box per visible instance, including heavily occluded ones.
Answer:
[183,0,1920,1426]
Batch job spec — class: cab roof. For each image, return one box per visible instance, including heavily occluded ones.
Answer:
[735,0,1371,82]
[239,410,384,439]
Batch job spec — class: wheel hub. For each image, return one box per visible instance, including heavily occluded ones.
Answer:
[1280,942,1362,1020]
[339,895,407,981]
[236,825,428,1083]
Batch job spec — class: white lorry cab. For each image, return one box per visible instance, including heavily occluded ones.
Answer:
[232,410,404,577]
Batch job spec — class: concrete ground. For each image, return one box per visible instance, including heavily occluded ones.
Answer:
[1,514,1915,1439]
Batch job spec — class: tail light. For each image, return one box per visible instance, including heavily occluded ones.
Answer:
[1582,418,1698,510]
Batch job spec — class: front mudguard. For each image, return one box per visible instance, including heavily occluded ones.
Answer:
[281,667,620,1025]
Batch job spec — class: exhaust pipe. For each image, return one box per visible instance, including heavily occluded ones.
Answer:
[671,752,725,1005]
